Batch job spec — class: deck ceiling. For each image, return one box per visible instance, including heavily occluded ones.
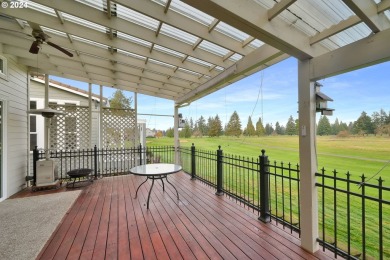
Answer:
[0,0,389,104]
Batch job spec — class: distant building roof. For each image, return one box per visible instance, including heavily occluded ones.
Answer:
[31,76,108,103]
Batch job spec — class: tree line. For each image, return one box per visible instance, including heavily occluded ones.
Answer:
[165,108,390,138]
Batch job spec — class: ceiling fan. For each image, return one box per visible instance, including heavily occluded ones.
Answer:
[0,22,73,57]
[29,28,73,57]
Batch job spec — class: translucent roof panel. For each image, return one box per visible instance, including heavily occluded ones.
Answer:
[72,36,109,49]
[169,0,214,26]
[26,1,56,17]
[187,56,213,68]
[154,45,185,59]
[117,49,147,62]
[229,53,243,63]
[160,23,198,45]
[149,59,176,70]
[61,13,107,33]
[214,22,250,42]
[75,0,104,11]
[41,27,67,37]
[117,32,152,48]
[198,40,230,57]
[328,23,371,48]
[116,4,159,31]
[249,39,265,49]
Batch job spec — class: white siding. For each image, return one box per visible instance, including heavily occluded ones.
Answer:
[0,54,28,199]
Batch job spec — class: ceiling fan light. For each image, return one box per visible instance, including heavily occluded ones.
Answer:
[29,41,40,54]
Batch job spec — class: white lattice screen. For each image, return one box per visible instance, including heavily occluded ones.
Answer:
[49,104,90,150]
[102,108,137,148]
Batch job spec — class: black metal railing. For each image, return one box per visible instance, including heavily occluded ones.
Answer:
[32,145,175,181]
[316,169,390,259]
[180,144,299,230]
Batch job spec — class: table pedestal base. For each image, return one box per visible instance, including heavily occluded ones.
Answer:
[134,175,179,209]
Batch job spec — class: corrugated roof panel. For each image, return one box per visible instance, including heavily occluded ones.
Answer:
[154,45,185,59]
[198,40,230,57]
[328,23,371,47]
[27,1,56,16]
[229,53,243,62]
[187,56,213,68]
[117,32,152,48]
[160,23,198,45]
[149,59,176,69]
[62,13,107,33]
[177,67,202,77]
[215,21,250,42]
[117,4,159,31]
[75,0,104,11]
[117,49,147,61]
[42,27,67,37]
[169,0,214,26]
[249,39,265,49]
[72,35,109,49]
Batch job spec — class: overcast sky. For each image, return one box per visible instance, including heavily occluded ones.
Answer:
[51,57,390,131]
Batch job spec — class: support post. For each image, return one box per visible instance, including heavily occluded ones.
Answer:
[173,105,180,164]
[191,143,196,179]
[32,146,38,186]
[44,74,50,160]
[259,149,270,222]
[93,145,98,179]
[215,146,223,196]
[88,83,92,147]
[298,59,319,253]
[138,144,143,165]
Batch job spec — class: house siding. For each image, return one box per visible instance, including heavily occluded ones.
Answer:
[0,54,28,199]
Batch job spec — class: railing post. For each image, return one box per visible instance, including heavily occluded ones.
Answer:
[32,146,39,186]
[191,143,196,179]
[138,144,143,165]
[215,145,223,196]
[93,145,98,179]
[259,149,270,222]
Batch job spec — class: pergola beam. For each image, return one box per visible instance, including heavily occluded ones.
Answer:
[310,28,390,80]
[176,44,287,104]
[342,0,381,33]
[182,0,328,60]
[268,0,297,21]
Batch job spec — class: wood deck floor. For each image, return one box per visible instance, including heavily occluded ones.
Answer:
[37,172,333,260]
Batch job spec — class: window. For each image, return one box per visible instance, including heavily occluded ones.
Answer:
[0,55,8,80]
[29,101,37,151]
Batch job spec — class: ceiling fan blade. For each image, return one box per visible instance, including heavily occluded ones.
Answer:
[29,41,40,54]
[47,41,74,57]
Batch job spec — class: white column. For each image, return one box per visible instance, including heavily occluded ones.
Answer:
[88,83,92,147]
[44,74,50,160]
[298,59,319,252]
[134,92,138,146]
[99,85,103,149]
[173,105,180,164]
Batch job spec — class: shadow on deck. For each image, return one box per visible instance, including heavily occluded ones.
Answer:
[37,172,333,259]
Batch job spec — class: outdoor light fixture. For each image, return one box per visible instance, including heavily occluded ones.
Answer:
[28,108,63,118]
[178,113,186,128]
[315,82,334,116]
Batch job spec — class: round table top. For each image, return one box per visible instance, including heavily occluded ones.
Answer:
[129,163,182,176]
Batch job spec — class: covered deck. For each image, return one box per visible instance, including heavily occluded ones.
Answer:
[36,172,332,260]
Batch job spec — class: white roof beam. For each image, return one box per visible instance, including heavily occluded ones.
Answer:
[310,16,361,45]
[342,0,384,33]
[106,0,112,18]
[30,0,234,67]
[208,19,219,33]
[192,38,203,50]
[182,0,328,60]
[113,0,253,56]
[242,36,255,48]
[15,19,25,29]
[378,0,390,13]
[268,0,297,21]
[15,55,186,98]
[0,35,201,88]
[0,14,217,77]
[176,44,287,104]
[310,28,390,80]
[164,0,172,14]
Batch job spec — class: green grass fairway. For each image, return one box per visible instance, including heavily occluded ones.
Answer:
[147,135,390,181]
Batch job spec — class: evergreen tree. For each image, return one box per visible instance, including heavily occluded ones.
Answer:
[255,118,265,136]
[275,122,283,135]
[189,118,194,132]
[225,111,242,137]
[166,127,174,138]
[317,116,332,135]
[209,115,223,137]
[295,119,299,135]
[245,116,256,136]
[354,111,374,135]
[197,116,207,136]
[332,118,340,135]
[109,89,132,109]
[285,116,296,135]
[265,123,274,135]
